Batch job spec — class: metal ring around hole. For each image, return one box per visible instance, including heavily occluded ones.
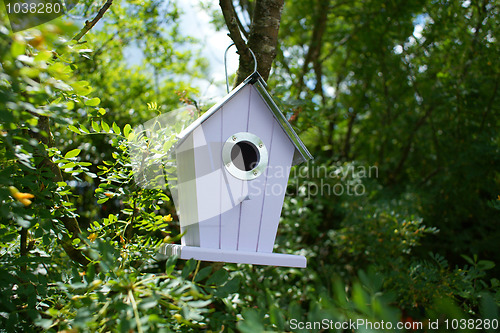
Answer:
[222,132,268,181]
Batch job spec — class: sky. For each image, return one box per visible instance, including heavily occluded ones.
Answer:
[62,0,240,108]
[119,0,239,103]
[177,0,240,101]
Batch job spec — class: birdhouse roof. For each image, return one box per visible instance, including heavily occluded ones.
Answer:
[177,72,312,165]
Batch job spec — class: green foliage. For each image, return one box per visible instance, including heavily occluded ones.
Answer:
[275,0,500,262]
[0,5,220,331]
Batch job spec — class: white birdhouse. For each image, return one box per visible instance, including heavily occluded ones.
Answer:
[162,72,312,268]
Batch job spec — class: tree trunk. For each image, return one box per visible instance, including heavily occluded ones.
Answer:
[220,0,285,86]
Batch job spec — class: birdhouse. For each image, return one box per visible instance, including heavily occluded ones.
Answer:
[162,72,312,268]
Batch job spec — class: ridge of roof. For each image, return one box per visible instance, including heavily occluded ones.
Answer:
[176,72,312,165]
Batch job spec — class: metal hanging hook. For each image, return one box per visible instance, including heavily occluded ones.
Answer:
[224,43,258,93]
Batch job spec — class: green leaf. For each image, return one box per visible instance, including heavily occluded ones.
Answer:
[123,124,132,139]
[181,259,198,279]
[101,121,110,133]
[194,266,212,282]
[61,162,76,169]
[269,305,285,331]
[461,254,474,265]
[15,217,31,228]
[214,277,240,297]
[80,125,90,134]
[187,300,211,308]
[71,81,92,96]
[11,40,26,58]
[34,318,53,330]
[91,121,100,132]
[478,260,495,271]
[98,108,106,115]
[85,97,101,107]
[138,297,158,310]
[97,198,109,204]
[480,292,499,323]
[19,67,39,78]
[165,260,177,276]
[48,62,72,80]
[34,50,52,62]
[65,149,81,159]
[238,309,266,333]
[206,268,228,286]
[68,125,81,134]
[112,122,121,134]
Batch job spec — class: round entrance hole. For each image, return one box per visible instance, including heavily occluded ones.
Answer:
[230,141,260,171]
[222,132,268,180]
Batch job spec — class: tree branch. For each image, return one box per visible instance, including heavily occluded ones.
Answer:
[480,73,499,131]
[389,106,434,184]
[233,1,250,38]
[245,0,285,83]
[220,0,253,87]
[20,228,28,257]
[20,228,28,273]
[418,167,442,187]
[297,0,329,94]
[239,0,254,20]
[275,43,292,77]
[343,113,355,160]
[73,0,114,42]
[220,0,285,85]
[36,116,90,267]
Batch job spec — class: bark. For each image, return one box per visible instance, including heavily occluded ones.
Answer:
[342,114,355,160]
[73,0,114,42]
[220,0,285,86]
[297,0,330,94]
[220,0,251,80]
[20,228,28,273]
[480,73,499,131]
[20,228,28,257]
[389,106,434,184]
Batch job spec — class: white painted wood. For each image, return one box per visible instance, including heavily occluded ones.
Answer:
[193,117,221,249]
[174,81,304,264]
[238,86,276,252]
[256,109,295,253]
[219,86,252,250]
[175,135,200,246]
[161,244,306,268]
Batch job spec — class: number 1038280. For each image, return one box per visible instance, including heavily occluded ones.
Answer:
[444,318,498,330]
[5,2,62,14]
